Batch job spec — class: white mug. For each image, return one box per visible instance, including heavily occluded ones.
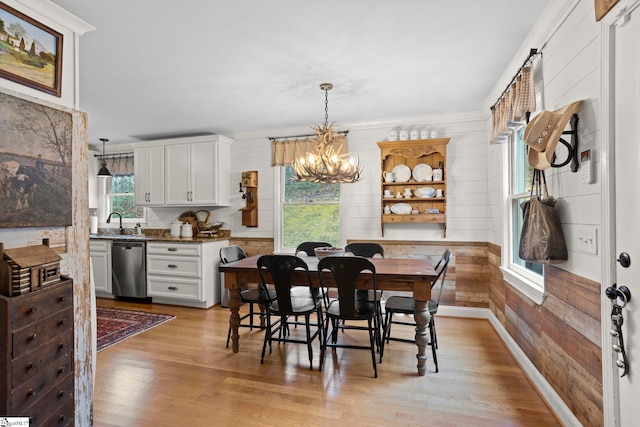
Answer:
[436,189,443,198]
[384,189,392,197]
[433,168,443,181]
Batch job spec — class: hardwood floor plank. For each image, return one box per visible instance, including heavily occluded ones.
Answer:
[93,298,561,426]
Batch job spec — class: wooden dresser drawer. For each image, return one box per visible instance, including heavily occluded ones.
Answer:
[147,255,201,278]
[9,280,73,329]
[11,355,73,413]
[12,329,74,387]
[24,373,74,426]
[12,308,73,357]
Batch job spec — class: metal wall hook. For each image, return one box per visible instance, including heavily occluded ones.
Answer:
[550,114,579,172]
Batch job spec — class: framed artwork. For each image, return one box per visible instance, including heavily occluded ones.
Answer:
[0,90,72,227]
[595,0,620,21]
[0,2,63,97]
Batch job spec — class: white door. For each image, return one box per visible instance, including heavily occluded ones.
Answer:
[614,5,640,424]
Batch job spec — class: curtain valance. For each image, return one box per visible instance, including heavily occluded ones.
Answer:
[99,154,134,176]
[271,134,348,166]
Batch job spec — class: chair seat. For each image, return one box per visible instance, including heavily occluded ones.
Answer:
[384,295,437,315]
[269,297,321,316]
[325,299,376,320]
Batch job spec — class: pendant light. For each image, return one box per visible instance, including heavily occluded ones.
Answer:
[292,83,362,183]
[97,138,112,177]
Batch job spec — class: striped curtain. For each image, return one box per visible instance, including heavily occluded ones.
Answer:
[100,155,134,176]
[490,65,536,144]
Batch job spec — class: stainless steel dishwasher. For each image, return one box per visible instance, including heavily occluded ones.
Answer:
[111,241,147,298]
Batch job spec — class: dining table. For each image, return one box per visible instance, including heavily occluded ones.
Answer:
[219,255,438,376]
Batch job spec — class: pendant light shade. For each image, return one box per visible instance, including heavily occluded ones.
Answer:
[97,138,112,177]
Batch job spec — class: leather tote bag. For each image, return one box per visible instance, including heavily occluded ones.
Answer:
[518,170,568,264]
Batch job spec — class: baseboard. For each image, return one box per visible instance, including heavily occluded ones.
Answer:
[437,306,581,427]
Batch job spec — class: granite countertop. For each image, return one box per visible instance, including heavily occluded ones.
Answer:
[90,228,230,243]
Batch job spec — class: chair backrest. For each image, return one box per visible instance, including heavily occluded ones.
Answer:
[220,245,247,264]
[257,255,314,314]
[430,249,452,305]
[344,242,384,258]
[295,241,332,256]
[318,256,377,319]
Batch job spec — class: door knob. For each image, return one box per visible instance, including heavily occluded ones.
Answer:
[617,252,631,268]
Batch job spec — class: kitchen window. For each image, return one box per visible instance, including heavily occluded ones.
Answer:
[278,165,340,251]
[107,175,144,221]
[501,125,544,303]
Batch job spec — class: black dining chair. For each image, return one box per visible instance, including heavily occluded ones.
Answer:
[220,245,276,348]
[295,241,332,257]
[381,249,452,372]
[258,255,324,370]
[318,256,380,378]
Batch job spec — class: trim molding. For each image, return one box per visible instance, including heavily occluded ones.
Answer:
[438,307,581,426]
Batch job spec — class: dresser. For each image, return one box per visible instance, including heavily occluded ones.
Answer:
[0,278,74,426]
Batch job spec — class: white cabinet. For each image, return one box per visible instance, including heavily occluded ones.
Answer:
[164,136,232,206]
[134,145,165,205]
[89,240,112,296]
[146,240,228,308]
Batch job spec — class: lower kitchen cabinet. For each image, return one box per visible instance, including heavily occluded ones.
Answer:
[146,240,228,308]
[89,239,112,296]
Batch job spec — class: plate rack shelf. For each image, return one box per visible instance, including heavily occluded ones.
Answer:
[377,138,449,237]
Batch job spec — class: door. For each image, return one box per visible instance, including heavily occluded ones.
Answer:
[165,143,191,204]
[134,146,165,206]
[190,141,217,205]
[614,5,640,424]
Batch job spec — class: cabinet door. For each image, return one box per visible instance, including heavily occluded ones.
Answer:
[90,250,111,294]
[134,146,165,206]
[189,141,217,205]
[165,144,191,204]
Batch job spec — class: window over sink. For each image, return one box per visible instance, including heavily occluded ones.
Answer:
[98,173,145,224]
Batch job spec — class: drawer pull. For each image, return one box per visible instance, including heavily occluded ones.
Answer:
[58,366,66,374]
[58,319,65,326]
[27,389,36,397]
[58,390,65,397]
[167,247,178,252]
[29,333,38,341]
[59,343,65,349]
[26,362,34,370]
[168,264,178,268]
[58,296,64,302]
[27,307,36,314]
[168,286,179,291]
[59,415,65,422]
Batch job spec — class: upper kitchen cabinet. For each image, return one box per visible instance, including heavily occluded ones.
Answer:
[134,146,165,206]
[164,135,232,206]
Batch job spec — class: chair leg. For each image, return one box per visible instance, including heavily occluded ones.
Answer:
[429,318,438,373]
[248,302,255,329]
[261,312,272,364]
[304,313,313,370]
[368,317,378,378]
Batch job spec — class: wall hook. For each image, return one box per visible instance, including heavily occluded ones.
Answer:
[551,114,579,172]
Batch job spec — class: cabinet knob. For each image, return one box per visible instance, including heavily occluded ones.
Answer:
[27,389,36,397]
[57,296,64,302]
[29,333,38,341]
[58,366,66,374]
[26,362,34,370]
[58,390,65,397]
[27,307,36,314]
[58,319,65,326]
[59,343,65,349]
[59,415,65,421]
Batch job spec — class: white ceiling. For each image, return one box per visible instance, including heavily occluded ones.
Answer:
[51,0,550,147]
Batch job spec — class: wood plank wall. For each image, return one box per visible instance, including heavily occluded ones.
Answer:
[488,243,603,427]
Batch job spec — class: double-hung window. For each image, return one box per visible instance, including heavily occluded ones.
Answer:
[501,125,544,302]
[106,175,144,222]
[279,165,340,251]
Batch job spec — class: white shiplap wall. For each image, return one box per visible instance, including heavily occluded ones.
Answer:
[485,0,603,282]
[219,111,489,245]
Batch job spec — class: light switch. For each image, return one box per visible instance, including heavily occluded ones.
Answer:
[576,225,598,255]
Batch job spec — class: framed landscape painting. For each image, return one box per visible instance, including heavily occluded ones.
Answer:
[0,2,63,97]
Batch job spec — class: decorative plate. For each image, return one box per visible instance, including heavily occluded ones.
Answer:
[390,202,412,215]
[414,187,436,198]
[412,163,433,182]
[391,164,411,182]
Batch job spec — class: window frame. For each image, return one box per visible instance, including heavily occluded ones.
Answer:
[500,124,546,304]
[274,165,344,253]
[98,175,145,225]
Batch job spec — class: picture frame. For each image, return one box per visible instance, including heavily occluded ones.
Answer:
[595,0,620,21]
[0,2,63,97]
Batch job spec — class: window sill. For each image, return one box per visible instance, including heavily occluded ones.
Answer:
[499,266,546,305]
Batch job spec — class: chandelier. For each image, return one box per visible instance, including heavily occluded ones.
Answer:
[292,83,362,183]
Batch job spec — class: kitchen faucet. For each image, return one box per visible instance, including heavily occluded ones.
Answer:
[106,211,124,234]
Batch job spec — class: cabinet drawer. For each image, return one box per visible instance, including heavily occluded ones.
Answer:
[12,308,73,357]
[12,355,73,414]
[12,329,74,387]
[29,390,74,427]
[90,239,110,252]
[10,281,73,329]
[147,243,201,256]
[147,255,201,277]
[148,276,202,301]
[382,214,404,223]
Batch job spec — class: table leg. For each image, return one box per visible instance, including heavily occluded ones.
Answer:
[414,299,430,376]
[225,272,241,353]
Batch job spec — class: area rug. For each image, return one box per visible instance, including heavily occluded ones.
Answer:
[96,307,175,352]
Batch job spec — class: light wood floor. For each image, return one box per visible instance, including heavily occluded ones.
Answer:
[93,298,561,427]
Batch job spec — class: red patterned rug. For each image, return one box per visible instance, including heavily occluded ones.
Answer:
[96,307,175,352]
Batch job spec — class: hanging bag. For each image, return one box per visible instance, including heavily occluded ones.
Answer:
[518,169,568,263]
